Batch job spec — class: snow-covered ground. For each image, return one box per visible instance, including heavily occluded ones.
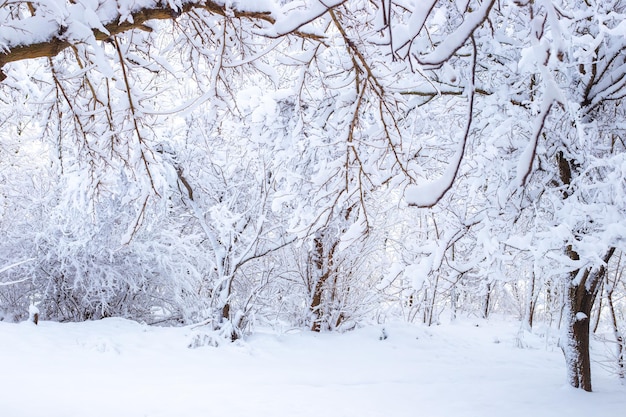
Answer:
[1,318,624,417]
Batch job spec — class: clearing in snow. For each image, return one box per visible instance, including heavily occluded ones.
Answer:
[1,318,625,417]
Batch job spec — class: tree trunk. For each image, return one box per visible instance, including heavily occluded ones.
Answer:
[563,284,593,391]
[524,271,537,330]
[562,248,615,392]
[482,282,492,319]
[310,270,330,332]
[309,234,337,332]
[556,150,617,391]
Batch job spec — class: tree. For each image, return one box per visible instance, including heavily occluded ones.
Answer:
[398,0,626,390]
[161,110,296,340]
[503,0,626,391]
[1,0,625,391]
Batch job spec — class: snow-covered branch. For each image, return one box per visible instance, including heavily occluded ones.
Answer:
[417,0,495,67]
[0,0,335,80]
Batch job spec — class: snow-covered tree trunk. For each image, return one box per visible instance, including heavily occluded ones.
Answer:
[562,248,615,392]
[308,232,338,332]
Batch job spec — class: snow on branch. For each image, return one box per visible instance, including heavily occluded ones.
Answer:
[514,96,554,188]
[261,0,346,38]
[405,137,465,208]
[0,258,35,286]
[405,37,478,208]
[391,0,438,55]
[0,0,332,80]
[417,0,494,67]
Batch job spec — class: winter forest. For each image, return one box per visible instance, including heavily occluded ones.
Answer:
[1,0,626,406]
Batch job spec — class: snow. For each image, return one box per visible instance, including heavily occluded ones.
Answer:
[391,0,438,53]
[1,1,626,414]
[265,0,344,37]
[1,318,625,417]
[418,0,495,67]
[405,133,466,207]
[576,312,589,321]
[514,92,556,188]
[27,304,39,316]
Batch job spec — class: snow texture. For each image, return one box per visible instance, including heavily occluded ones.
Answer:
[405,134,466,207]
[418,0,494,67]
[576,312,588,321]
[1,318,624,417]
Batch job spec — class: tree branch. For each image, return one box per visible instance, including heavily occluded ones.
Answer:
[407,36,478,208]
[0,2,258,66]
[0,0,326,80]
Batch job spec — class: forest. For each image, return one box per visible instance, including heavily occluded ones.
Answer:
[0,0,624,394]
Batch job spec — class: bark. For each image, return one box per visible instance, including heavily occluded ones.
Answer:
[557,150,616,391]
[0,0,325,81]
[310,271,331,332]
[309,235,337,332]
[562,248,615,392]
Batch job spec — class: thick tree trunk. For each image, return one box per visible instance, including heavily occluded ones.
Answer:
[562,248,615,392]
[563,283,593,391]
[556,150,617,390]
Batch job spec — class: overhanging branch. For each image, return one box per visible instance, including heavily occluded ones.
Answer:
[0,0,325,80]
